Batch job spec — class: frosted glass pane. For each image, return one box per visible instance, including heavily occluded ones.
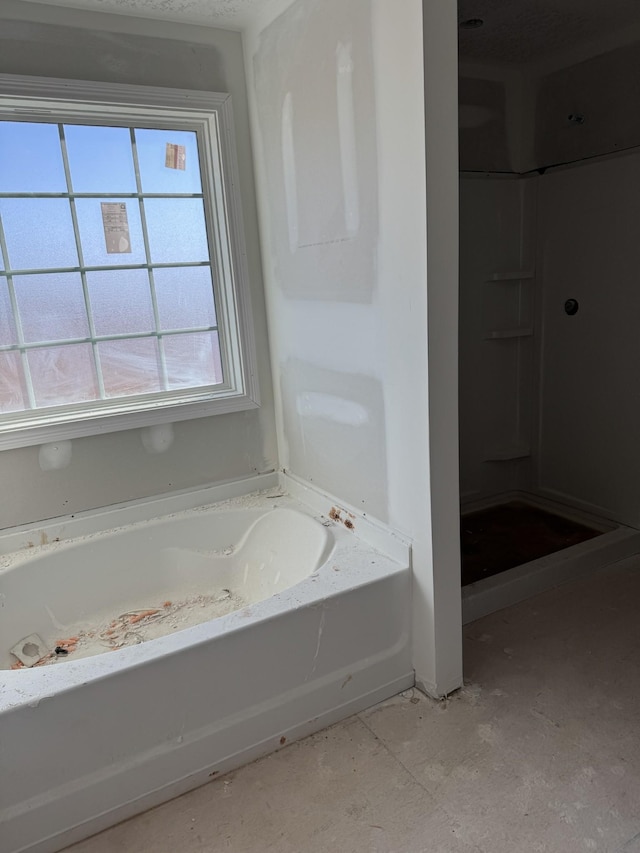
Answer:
[0,277,17,346]
[0,352,28,413]
[0,199,78,271]
[135,128,202,194]
[0,121,66,193]
[15,273,89,343]
[153,266,216,330]
[65,124,136,194]
[145,199,210,264]
[87,269,154,336]
[29,344,99,407]
[99,338,162,398]
[164,331,222,390]
[75,199,146,267]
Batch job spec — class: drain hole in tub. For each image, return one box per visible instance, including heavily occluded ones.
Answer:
[10,633,50,668]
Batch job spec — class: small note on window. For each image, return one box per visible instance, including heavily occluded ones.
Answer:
[165,143,186,170]
[101,202,132,254]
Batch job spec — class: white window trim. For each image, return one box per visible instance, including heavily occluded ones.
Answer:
[0,73,260,451]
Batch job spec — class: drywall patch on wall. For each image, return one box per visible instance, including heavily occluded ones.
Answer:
[281,359,387,521]
[141,423,174,454]
[253,0,378,303]
[0,410,273,531]
[281,91,299,253]
[38,440,72,471]
[335,41,360,239]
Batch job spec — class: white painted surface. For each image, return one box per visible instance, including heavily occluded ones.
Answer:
[244,0,462,696]
[0,484,412,853]
[419,0,463,697]
[0,1,277,529]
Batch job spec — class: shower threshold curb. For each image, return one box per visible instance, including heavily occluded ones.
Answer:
[462,524,640,624]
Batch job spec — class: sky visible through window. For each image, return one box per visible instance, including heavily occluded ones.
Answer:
[0,120,223,415]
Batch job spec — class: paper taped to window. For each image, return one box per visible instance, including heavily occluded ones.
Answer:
[101,202,131,254]
[165,143,186,170]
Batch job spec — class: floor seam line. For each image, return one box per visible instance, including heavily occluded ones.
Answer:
[356,709,493,853]
[356,712,442,801]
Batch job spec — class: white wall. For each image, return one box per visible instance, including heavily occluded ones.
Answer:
[459,174,537,506]
[247,0,387,520]
[244,0,462,696]
[0,0,277,528]
[535,149,640,527]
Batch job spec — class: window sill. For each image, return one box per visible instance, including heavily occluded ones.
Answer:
[0,391,260,451]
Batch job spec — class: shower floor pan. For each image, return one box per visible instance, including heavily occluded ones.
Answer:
[461,496,640,624]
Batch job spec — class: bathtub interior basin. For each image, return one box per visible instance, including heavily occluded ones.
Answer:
[1,504,333,669]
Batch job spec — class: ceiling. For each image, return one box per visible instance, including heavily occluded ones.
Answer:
[458,0,640,64]
[16,0,640,60]
[18,0,268,28]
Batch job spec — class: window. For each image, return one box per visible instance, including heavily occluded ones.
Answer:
[0,75,259,450]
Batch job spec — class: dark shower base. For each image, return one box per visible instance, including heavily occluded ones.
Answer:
[461,501,602,587]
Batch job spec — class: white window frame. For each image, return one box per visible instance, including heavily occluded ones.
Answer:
[0,74,259,451]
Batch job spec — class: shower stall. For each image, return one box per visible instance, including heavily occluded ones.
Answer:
[458,38,640,620]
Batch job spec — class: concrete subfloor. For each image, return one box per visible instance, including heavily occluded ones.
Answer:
[65,558,640,853]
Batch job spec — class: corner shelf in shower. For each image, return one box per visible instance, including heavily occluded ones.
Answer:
[485,270,535,282]
[484,444,531,462]
[484,328,534,340]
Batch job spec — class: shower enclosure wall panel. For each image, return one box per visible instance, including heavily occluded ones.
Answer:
[535,149,640,528]
[459,174,537,510]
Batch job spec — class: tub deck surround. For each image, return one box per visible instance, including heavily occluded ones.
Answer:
[0,475,413,853]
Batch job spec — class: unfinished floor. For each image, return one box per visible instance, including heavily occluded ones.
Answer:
[64,557,640,853]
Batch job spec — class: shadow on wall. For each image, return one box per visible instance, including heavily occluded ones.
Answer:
[253,0,378,304]
[281,359,388,522]
[459,76,511,172]
[535,41,640,169]
[0,19,226,90]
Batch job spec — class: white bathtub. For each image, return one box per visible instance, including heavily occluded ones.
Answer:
[0,474,412,853]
